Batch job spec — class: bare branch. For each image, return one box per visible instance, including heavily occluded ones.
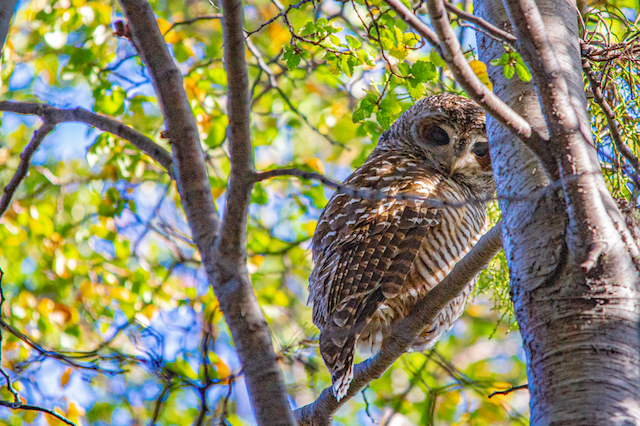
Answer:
[488,383,529,399]
[0,122,55,218]
[118,0,220,245]
[0,101,174,177]
[294,222,503,425]
[245,0,316,37]
[582,58,640,172]
[382,0,559,180]
[0,401,78,426]
[213,0,296,421]
[163,14,223,35]
[443,1,517,48]
[254,168,340,188]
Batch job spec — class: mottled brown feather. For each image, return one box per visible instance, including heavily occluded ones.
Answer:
[308,94,495,400]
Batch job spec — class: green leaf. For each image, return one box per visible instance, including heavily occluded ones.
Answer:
[515,56,532,81]
[406,78,424,99]
[430,49,446,67]
[346,35,362,49]
[283,46,301,70]
[503,63,515,79]
[411,60,437,82]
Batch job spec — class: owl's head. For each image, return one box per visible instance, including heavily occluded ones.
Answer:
[378,93,492,184]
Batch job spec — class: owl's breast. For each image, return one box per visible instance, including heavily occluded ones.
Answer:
[358,189,488,355]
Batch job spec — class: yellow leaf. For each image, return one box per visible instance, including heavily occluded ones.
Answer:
[302,220,317,236]
[141,304,157,320]
[467,304,482,317]
[216,359,231,383]
[60,368,72,387]
[23,410,39,423]
[469,60,493,90]
[66,401,85,417]
[37,298,55,316]
[248,255,265,274]
[306,158,325,174]
[211,186,225,200]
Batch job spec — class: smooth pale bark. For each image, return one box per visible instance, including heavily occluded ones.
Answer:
[474,0,640,424]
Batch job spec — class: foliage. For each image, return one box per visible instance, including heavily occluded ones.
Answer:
[0,0,637,424]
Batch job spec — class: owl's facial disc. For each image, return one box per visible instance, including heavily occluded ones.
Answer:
[451,134,492,174]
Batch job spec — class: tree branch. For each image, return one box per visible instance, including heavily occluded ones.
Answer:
[254,167,340,189]
[428,0,560,179]
[0,0,17,56]
[382,0,559,180]
[0,101,174,177]
[0,121,55,218]
[443,1,517,48]
[294,222,503,425]
[212,0,297,422]
[117,0,296,424]
[582,58,640,173]
[502,0,640,269]
[163,14,223,35]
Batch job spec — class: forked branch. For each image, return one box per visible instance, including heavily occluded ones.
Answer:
[0,101,174,177]
[294,222,503,425]
[118,0,294,425]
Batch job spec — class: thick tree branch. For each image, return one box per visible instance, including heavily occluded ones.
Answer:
[0,101,174,177]
[294,222,503,425]
[502,0,640,269]
[0,122,55,217]
[0,0,17,56]
[383,0,559,180]
[213,0,296,422]
[119,0,220,246]
[118,1,294,425]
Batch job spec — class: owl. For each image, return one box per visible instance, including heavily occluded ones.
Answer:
[308,93,494,400]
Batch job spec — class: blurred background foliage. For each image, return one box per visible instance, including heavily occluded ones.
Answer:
[0,0,638,424]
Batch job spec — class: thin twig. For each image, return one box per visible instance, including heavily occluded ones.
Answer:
[488,383,529,398]
[0,272,78,426]
[582,58,640,173]
[443,1,517,48]
[0,401,78,426]
[0,122,55,218]
[163,14,223,35]
[245,0,316,36]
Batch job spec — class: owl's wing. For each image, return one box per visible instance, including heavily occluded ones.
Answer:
[308,154,440,399]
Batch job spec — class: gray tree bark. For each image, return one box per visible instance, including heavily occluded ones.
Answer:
[474,0,640,424]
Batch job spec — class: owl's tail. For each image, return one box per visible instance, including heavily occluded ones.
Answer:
[319,328,357,401]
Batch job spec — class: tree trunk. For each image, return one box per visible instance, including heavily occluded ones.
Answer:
[474,0,640,424]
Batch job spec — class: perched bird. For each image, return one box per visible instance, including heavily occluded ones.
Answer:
[308,93,495,400]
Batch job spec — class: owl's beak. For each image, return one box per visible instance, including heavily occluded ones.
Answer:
[449,157,464,175]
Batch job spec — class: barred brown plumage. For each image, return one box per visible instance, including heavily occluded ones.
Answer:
[308,94,495,400]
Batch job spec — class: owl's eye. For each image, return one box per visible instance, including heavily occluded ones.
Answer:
[472,142,489,157]
[425,125,450,146]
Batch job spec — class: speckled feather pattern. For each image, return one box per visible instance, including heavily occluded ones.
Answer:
[308,94,495,400]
